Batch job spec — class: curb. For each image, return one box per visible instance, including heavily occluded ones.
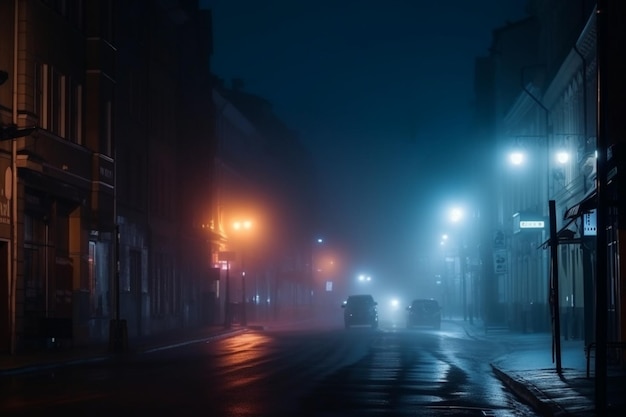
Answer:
[491,364,565,417]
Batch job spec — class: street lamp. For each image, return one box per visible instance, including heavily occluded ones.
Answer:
[556,150,569,164]
[220,250,235,329]
[449,207,464,223]
[509,150,525,166]
[447,205,477,324]
[233,220,253,326]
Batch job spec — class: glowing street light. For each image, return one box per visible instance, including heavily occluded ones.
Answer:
[233,220,252,231]
[449,207,464,223]
[556,150,570,164]
[447,204,473,323]
[509,150,525,165]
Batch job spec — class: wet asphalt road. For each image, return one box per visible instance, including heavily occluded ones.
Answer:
[0,322,538,417]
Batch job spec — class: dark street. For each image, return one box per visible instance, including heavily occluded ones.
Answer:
[0,321,538,417]
[1,1,625,416]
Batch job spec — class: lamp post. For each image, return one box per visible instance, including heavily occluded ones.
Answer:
[506,138,571,338]
[447,205,482,324]
[233,220,252,326]
[448,206,469,322]
[224,258,231,329]
[219,250,235,329]
[440,232,463,319]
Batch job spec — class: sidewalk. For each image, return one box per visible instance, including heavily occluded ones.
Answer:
[1,319,625,416]
[0,323,251,376]
[462,320,626,417]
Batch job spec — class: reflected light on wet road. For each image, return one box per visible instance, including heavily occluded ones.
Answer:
[210,332,273,390]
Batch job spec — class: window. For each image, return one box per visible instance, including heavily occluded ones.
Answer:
[23,213,47,320]
[59,73,66,137]
[150,253,179,316]
[129,249,141,294]
[34,63,48,129]
[50,68,63,135]
[150,254,161,316]
[103,100,112,155]
[67,79,83,144]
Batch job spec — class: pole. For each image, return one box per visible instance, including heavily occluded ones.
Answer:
[241,270,247,326]
[241,246,247,326]
[108,225,127,353]
[9,0,19,355]
[548,200,562,373]
[595,1,608,413]
[108,95,127,352]
[461,247,467,321]
[115,225,121,321]
[224,260,231,329]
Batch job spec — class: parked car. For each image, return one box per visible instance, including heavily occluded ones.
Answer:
[406,298,441,329]
[342,294,378,329]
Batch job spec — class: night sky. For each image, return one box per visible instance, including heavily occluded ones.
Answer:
[200,0,530,295]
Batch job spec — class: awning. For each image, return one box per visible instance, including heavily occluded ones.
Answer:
[540,190,597,249]
[564,189,597,220]
[539,216,579,249]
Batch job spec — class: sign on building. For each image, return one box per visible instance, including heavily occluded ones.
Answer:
[513,212,545,234]
[583,210,597,236]
[494,250,508,274]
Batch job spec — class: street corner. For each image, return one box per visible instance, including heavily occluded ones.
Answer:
[490,364,559,417]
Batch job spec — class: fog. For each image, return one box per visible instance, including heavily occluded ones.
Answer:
[202,0,530,309]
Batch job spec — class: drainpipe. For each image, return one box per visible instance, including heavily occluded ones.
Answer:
[520,66,551,211]
[574,5,593,195]
[572,45,588,148]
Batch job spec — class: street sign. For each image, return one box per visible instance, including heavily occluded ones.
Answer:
[513,212,545,233]
[494,250,507,274]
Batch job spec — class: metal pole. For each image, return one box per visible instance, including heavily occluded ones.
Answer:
[461,247,467,321]
[549,200,562,373]
[241,270,247,326]
[9,0,19,355]
[240,247,247,326]
[115,225,120,322]
[224,260,231,329]
[594,1,608,413]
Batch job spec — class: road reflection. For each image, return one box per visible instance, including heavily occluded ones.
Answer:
[210,331,274,391]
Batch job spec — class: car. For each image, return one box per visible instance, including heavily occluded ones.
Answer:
[406,298,441,329]
[341,294,378,329]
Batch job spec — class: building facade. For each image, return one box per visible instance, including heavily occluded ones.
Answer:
[1,0,316,354]
[475,0,625,354]
[0,0,115,352]
[211,81,317,324]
